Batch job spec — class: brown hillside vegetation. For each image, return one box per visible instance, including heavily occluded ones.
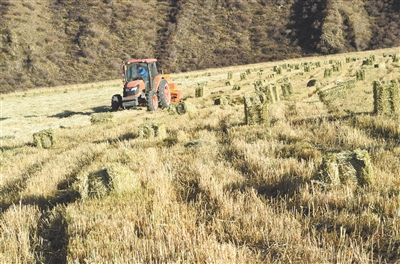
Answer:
[0,0,400,92]
[1,47,400,263]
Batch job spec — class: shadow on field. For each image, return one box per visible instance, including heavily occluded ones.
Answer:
[49,106,110,119]
[50,110,91,118]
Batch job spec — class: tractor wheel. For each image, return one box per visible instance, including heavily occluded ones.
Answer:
[111,94,122,111]
[158,80,171,109]
[146,90,159,111]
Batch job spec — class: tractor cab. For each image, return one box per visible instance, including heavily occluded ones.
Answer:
[111,59,182,111]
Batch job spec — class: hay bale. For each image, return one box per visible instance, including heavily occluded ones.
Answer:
[373,80,389,115]
[319,150,374,187]
[138,123,155,139]
[90,113,113,124]
[244,94,269,125]
[388,80,400,115]
[319,153,341,185]
[153,123,167,139]
[176,102,196,115]
[106,163,140,194]
[225,81,231,86]
[352,149,374,186]
[138,123,167,139]
[33,129,54,149]
[84,169,111,198]
[214,96,228,106]
[227,72,233,79]
[272,85,280,102]
[324,69,332,78]
[240,73,246,81]
[356,70,365,81]
[232,84,241,91]
[195,86,204,98]
[281,83,293,97]
[83,164,139,198]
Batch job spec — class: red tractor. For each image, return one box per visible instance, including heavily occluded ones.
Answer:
[111,59,182,111]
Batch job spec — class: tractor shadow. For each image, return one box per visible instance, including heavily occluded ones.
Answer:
[49,106,110,119]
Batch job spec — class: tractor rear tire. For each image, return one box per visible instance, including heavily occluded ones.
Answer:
[111,94,122,111]
[158,80,171,109]
[146,91,159,111]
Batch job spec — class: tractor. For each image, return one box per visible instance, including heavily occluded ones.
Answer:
[111,59,182,111]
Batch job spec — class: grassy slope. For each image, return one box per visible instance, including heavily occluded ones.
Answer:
[1,47,400,263]
[0,0,400,92]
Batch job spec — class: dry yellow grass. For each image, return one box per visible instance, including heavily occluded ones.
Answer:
[1,47,400,263]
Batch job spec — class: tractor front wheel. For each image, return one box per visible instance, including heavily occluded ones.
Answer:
[158,80,171,109]
[146,91,159,111]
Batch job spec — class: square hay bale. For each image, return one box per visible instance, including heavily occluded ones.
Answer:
[81,164,139,198]
[272,85,280,102]
[324,69,332,78]
[176,101,196,115]
[90,113,113,124]
[281,83,293,97]
[388,80,400,116]
[153,123,167,139]
[356,70,365,81]
[240,73,246,81]
[225,81,231,86]
[244,94,269,125]
[232,84,241,91]
[373,80,389,115]
[106,163,140,194]
[138,123,156,139]
[245,69,251,75]
[82,169,112,198]
[138,123,167,139]
[318,150,373,187]
[227,72,233,79]
[195,86,204,98]
[214,96,228,106]
[33,129,54,149]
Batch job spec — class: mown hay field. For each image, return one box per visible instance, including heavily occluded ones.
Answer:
[1,47,400,263]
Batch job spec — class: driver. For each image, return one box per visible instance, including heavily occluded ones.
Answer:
[138,66,149,80]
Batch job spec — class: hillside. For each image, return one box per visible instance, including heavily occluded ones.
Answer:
[1,47,400,263]
[0,0,400,92]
